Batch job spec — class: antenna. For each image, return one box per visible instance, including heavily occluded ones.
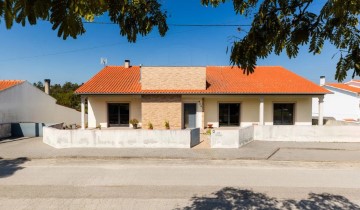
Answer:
[100,57,108,66]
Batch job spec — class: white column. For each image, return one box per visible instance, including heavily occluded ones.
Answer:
[259,97,264,125]
[81,96,86,129]
[318,96,324,126]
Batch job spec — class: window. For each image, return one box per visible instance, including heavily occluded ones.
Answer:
[219,103,240,126]
[108,103,130,127]
[273,103,294,125]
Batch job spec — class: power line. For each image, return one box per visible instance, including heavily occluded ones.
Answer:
[83,22,251,27]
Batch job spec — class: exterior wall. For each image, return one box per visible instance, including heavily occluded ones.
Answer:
[204,95,312,127]
[264,96,312,125]
[312,87,360,121]
[0,82,80,125]
[0,123,11,139]
[141,95,182,129]
[254,125,360,142]
[87,95,141,128]
[43,126,200,148]
[204,96,259,128]
[141,67,206,90]
[211,126,254,148]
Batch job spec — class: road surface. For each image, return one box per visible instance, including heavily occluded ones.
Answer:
[0,158,359,209]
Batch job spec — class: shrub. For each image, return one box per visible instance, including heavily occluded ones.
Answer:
[148,122,153,130]
[164,120,170,129]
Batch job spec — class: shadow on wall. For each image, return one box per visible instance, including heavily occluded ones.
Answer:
[179,187,360,210]
[11,123,46,137]
[0,157,30,178]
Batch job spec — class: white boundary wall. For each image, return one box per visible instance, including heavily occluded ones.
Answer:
[211,125,360,148]
[254,125,360,142]
[211,126,253,148]
[43,126,200,148]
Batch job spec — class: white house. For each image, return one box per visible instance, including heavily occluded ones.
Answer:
[0,80,81,125]
[312,77,360,122]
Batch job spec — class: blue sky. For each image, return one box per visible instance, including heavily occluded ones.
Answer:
[0,0,357,85]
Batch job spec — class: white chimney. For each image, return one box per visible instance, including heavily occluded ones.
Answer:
[320,76,325,86]
[124,60,130,68]
[44,79,50,95]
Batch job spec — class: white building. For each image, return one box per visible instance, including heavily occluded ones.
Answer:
[312,77,360,122]
[0,80,81,125]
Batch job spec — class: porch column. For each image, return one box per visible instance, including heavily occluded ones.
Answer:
[318,96,324,126]
[81,96,86,129]
[259,97,264,125]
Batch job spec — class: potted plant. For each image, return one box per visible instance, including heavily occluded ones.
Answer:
[148,122,153,130]
[164,120,170,129]
[129,119,139,129]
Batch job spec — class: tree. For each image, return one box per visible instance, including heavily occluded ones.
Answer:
[201,0,360,82]
[2,1,360,81]
[0,0,168,42]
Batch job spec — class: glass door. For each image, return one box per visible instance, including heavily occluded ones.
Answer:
[108,103,129,127]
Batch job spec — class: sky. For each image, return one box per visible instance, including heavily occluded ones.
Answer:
[0,0,358,85]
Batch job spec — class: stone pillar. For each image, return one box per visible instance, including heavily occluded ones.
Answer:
[81,96,86,129]
[259,97,264,125]
[318,96,324,126]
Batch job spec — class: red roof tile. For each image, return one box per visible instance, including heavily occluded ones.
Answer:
[75,66,142,94]
[326,83,360,94]
[0,80,24,92]
[75,66,330,95]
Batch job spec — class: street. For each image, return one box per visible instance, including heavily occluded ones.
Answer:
[0,158,360,209]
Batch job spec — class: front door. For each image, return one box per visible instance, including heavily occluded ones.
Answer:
[184,103,196,128]
[108,103,130,127]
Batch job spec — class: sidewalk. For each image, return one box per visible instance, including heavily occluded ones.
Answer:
[1,137,360,162]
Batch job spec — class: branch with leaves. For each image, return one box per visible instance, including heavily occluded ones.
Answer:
[0,0,168,41]
[202,0,360,81]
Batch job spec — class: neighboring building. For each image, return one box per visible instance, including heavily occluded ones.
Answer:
[75,60,330,129]
[0,80,81,124]
[312,77,360,121]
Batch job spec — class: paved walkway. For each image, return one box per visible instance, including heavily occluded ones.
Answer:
[1,137,360,162]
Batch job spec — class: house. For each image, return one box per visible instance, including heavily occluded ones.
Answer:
[0,79,81,125]
[75,60,330,130]
[312,77,360,122]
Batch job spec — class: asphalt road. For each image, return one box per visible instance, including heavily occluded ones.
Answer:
[0,159,360,209]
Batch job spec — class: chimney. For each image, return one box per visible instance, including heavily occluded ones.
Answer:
[320,76,325,86]
[44,79,50,95]
[124,60,130,68]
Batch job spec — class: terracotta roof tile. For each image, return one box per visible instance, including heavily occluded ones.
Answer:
[75,66,330,95]
[0,80,24,92]
[326,83,360,94]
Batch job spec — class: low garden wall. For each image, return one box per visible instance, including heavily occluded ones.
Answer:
[254,125,360,142]
[43,126,200,149]
[211,126,253,148]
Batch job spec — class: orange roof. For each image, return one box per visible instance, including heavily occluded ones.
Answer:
[0,80,24,92]
[326,83,360,94]
[75,66,330,95]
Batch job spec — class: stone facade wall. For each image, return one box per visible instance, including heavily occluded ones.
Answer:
[141,67,206,90]
[141,95,182,129]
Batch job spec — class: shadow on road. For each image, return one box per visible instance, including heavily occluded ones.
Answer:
[180,187,360,210]
[0,157,30,178]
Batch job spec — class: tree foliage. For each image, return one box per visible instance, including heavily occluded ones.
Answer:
[0,0,168,42]
[2,0,360,81]
[202,0,360,81]
[33,81,81,111]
